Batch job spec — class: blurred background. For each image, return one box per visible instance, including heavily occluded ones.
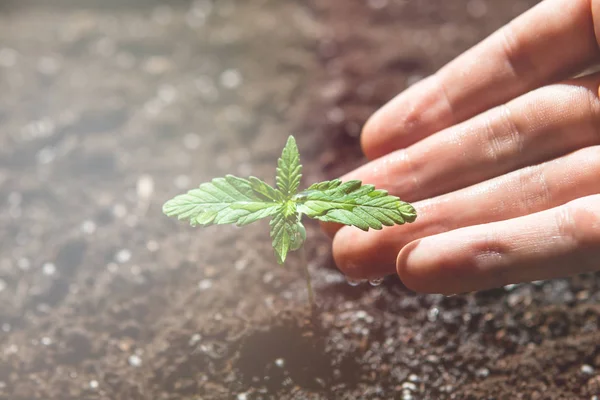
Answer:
[7,1,600,399]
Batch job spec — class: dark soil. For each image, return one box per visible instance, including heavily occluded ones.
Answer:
[3,1,600,399]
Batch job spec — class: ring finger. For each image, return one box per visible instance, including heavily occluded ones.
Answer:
[333,145,600,280]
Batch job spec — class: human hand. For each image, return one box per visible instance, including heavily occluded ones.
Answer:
[325,0,600,295]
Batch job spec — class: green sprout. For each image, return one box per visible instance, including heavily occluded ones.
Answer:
[163,136,417,303]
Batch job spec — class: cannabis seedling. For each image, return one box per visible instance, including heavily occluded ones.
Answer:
[163,136,417,304]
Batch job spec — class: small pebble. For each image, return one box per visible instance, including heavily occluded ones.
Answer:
[587,376,600,394]
[368,277,384,286]
[106,262,119,273]
[80,220,97,234]
[89,380,99,389]
[189,333,202,346]
[128,354,142,367]
[234,258,248,271]
[158,85,177,103]
[426,354,440,363]
[582,364,595,375]
[146,240,159,252]
[262,272,274,284]
[41,337,52,346]
[275,358,285,368]
[136,175,154,199]
[198,279,213,291]
[18,258,31,270]
[427,307,439,322]
[115,249,132,264]
[42,262,56,276]
[346,276,365,286]
[504,283,519,291]
[220,68,242,89]
[475,367,490,378]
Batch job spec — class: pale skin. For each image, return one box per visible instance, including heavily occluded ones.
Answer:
[323,0,600,295]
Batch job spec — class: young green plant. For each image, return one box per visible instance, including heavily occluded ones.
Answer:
[162,136,417,304]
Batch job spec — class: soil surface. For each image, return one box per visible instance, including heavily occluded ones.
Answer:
[3,1,600,399]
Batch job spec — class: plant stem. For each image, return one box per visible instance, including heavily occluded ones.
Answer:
[299,246,315,308]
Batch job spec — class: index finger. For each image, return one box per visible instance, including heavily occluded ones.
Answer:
[362,0,600,160]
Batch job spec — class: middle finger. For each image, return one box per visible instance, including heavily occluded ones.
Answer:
[341,73,600,206]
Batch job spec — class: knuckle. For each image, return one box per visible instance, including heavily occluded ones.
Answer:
[433,73,457,121]
[558,197,600,246]
[392,148,422,193]
[498,22,541,81]
[482,104,522,163]
[499,23,521,77]
[517,165,552,213]
[562,84,600,132]
[474,231,514,288]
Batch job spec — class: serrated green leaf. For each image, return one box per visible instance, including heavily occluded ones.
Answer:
[163,134,418,271]
[296,179,417,231]
[269,201,300,264]
[306,179,343,191]
[276,136,302,198]
[163,175,280,227]
[249,176,284,202]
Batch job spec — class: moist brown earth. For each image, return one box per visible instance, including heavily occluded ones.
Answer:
[3,1,600,399]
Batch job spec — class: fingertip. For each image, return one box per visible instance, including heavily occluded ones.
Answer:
[396,237,466,295]
[396,239,436,293]
[332,226,397,279]
[361,110,387,160]
[360,76,440,160]
[332,227,366,278]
